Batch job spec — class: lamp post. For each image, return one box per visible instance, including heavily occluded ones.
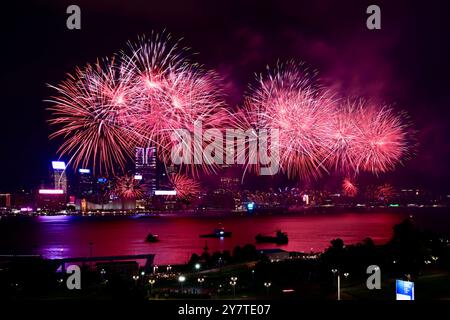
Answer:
[230,277,238,297]
[197,277,205,294]
[264,282,272,296]
[331,269,340,300]
[230,281,237,297]
[178,275,186,293]
[132,275,139,287]
[148,278,156,295]
[331,269,349,300]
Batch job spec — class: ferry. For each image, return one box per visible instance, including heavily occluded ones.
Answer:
[200,227,232,238]
[145,233,160,242]
[255,230,288,244]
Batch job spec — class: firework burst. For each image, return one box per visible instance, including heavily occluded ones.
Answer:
[114,175,145,199]
[243,61,337,180]
[48,32,231,176]
[47,59,137,174]
[342,178,358,197]
[375,183,396,201]
[318,98,410,176]
[121,34,231,175]
[169,173,201,200]
[353,103,409,174]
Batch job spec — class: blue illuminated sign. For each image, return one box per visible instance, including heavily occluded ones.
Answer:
[396,280,414,300]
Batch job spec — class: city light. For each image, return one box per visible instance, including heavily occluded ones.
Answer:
[38,189,64,195]
[134,174,143,180]
[154,190,177,196]
[78,168,91,174]
[51,161,66,170]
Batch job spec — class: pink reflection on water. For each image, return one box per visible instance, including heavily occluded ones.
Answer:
[4,212,405,265]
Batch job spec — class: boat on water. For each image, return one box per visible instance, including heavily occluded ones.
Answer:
[145,233,159,242]
[200,227,232,238]
[255,230,288,244]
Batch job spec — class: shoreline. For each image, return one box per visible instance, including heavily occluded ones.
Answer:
[1,205,448,220]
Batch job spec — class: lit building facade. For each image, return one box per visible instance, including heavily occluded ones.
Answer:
[51,161,67,194]
[135,147,157,197]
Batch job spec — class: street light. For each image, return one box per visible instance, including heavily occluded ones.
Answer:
[195,263,201,270]
[331,269,340,300]
[178,275,186,292]
[132,275,139,287]
[264,282,272,295]
[331,269,350,300]
[197,277,205,293]
[230,280,237,297]
[148,278,156,294]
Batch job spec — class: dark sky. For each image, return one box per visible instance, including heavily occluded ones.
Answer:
[1,0,450,192]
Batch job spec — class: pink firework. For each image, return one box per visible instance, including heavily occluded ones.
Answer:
[342,178,358,197]
[326,100,362,174]
[114,175,145,199]
[169,173,201,200]
[47,59,137,174]
[375,183,396,201]
[352,102,409,174]
[122,34,231,175]
[244,61,337,180]
[327,99,409,175]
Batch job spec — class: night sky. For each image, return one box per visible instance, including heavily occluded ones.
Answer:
[1,0,450,192]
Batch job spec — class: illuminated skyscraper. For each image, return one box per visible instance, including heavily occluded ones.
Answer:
[0,193,11,208]
[135,147,157,196]
[51,161,67,194]
[76,168,95,200]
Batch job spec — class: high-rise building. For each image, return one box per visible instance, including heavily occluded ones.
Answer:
[76,168,95,200]
[0,193,11,208]
[51,161,67,194]
[135,147,157,197]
